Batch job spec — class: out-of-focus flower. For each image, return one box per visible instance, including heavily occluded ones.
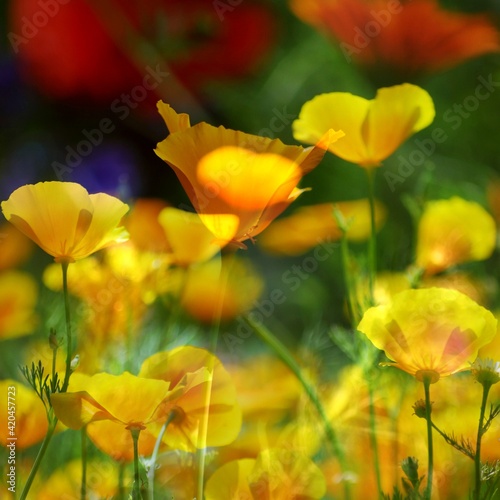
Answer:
[1,182,129,263]
[416,197,496,276]
[139,345,241,450]
[155,103,343,245]
[173,255,263,323]
[36,459,122,500]
[293,83,435,168]
[290,0,500,77]
[152,451,197,500]
[205,448,326,500]
[0,223,33,271]
[0,271,38,340]
[10,0,276,103]
[51,371,172,461]
[125,197,170,253]
[258,199,386,256]
[421,271,490,306]
[158,207,224,266]
[0,379,48,448]
[358,288,497,383]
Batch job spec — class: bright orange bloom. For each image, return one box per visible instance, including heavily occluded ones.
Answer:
[0,223,33,271]
[258,199,386,255]
[173,255,263,323]
[293,83,435,168]
[0,380,48,449]
[0,271,38,340]
[125,197,171,253]
[358,288,497,383]
[290,0,500,76]
[1,182,129,263]
[205,449,326,500]
[138,345,241,450]
[154,103,343,245]
[416,197,496,275]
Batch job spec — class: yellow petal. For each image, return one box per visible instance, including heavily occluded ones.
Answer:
[365,84,436,165]
[293,84,435,167]
[157,101,191,133]
[205,458,256,500]
[158,207,224,265]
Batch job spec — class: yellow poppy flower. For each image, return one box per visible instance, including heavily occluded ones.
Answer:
[258,199,386,255]
[51,371,172,460]
[158,207,224,266]
[154,102,343,244]
[205,449,326,500]
[138,345,242,450]
[293,83,435,168]
[173,255,264,323]
[0,379,48,449]
[0,270,38,340]
[358,288,497,383]
[1,181,129,263]
[416,197,496,275]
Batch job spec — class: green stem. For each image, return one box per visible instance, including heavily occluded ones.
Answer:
[148,411,176,500]
[20,417,57,500]
[243,315,351,500]
[130,428,142,500]
[61,261,73,392]
[474,383,492,500]
[339,233,359,326]
[366,168,377,308]
[368,380,383,498]
[431,421,474,460]
[117,462,126,500]
[423,378,434,500]
[81,427,87,500]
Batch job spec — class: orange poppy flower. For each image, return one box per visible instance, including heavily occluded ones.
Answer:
[290,0,500,76]
[416,197,496,276]
[0,223,33,271]
[154,103,343,245]
[205,449,326,500]
[173,255,264,323]
[1,182,129,263]
[258,199,386,255]
[293,83,435,168]
[358,288,497,383]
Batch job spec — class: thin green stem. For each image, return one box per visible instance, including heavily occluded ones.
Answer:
[474,383,492,500]
[366,168,377,307]
[117,462,126,500]
[431,421,474,460]
[148,411,177,500]
[368,380,383,498]
[20,417,57,500]
[423,378,434,500]
[61,261,73,392]
[81,427,87,500]
[339,233,359,326]
[243,315,351,500]
[130,428,142,500]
